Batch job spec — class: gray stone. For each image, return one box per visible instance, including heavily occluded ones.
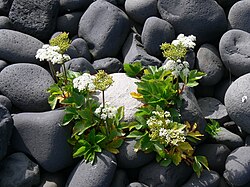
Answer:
[0,16,12,29]
[0,59,7,71]
[158,0,227,44]
[198,97,229,123]
[66,151,117,187]
[0,0,13,16]
[71,38,91,61]
[11,110,74,172]
[94,0,117,5]
[194,85,215,98]
[219,29,250,77]
[182,170,220,187]
[224,146,250,186]
[214,79,233,104]
[225,73,250,133]
[195,144,231,174]
[0,152,40,187]
[37,171,68,187]
[138,162,192,187]
[186,49,196,70]
[122,33,162,66]
[59,0,92,13]
[228,1,250,33]
[127,182,148,187]
[125,0,158,24]
[9,0,59,41]
[180,86,207,135]
[197,44,225,86]
[92,58,123,74]
[245,135,250,146]
[64,57,96,74]
[110,169,129,187]
[57,12,83,37]
[212,127,244,151]
[0,29,44,65]
[0,104,13,160]
[0,95,12,111]
[95,73,142,122]
[0,63,54,112]
[116,139,155,169]
[141,17,175,57]
[78,0,130,59]
[216,0,240,9]
[223,121,247,139]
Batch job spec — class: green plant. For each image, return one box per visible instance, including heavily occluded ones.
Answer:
[205,119,221,137]
[36,33,126,163]
[124,34,208,177]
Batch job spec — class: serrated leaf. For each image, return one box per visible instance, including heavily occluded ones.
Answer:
[172,153,182,166]
[127,130,144,138]
[124,61,143,77]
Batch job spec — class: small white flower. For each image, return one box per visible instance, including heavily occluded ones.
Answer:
[172,34,196,49]
[95,102,118,120]
[183,61,190,68]
[182,68,190,77]
[73,73,95,92]
[242,96,248,103]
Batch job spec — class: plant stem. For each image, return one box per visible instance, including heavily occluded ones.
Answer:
[102,90,109,135]
[62,63,68,84]
[49,61,58,83]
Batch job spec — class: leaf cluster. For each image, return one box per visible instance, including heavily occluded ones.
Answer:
[49,32,71,54]
[205,119,221,137]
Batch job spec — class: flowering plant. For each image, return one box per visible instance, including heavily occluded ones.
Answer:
[36,33,125,163]
[124,34,208,177]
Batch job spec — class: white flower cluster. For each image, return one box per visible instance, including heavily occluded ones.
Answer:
[147,110,186,146]
[73,73,95,92]
[172,34,196,49]
[36,44,71,64]
[161,59,190,77]
[95,102,118,120]
[158,127,186,146]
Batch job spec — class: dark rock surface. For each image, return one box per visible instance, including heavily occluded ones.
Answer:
[59,0,92,14]
[219,29,250,77]
[0,95,12,111]
[0,152,40,187]
[78,0,130,59]
[228,1,250,33]
[71,38,92,61]
[92,57,123,73]
[225,73,250,133]
[37,170,68,187]
[0,29,44,64]
[138,162,192,187]
[0,16,12,29]
[0,0,13,16]
[0,104,13,160]
[158,0,227,44]
[196,44,225,86]
[110,169,129,187]
[211,127,244,151]
[0,59,8,71]
[195,144,231,174]
[64,57,96,74]
[198,97,228,123]
[116,139,155,169]
[125,0,158,24]
[224,146,250,186]
[0,63,54,112]
[122,33,162,66]
[57,12,83,37]
[11,110,74,172]
[9,0,59,41]
[141,17,175,57]
[66,151,117,187]
[182,170,220,187]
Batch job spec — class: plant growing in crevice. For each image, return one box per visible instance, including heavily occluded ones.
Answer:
[124,34,208,177]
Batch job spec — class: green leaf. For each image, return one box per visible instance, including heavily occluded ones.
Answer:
[124,61,143,77]
[62,113,74,126]
[196,156,209,170]
[95,134,106,144]
[160,159,172,167]
[192,159,202,177]
[172,153,182,166]
[186,70,206,87]
[48,95,59,110]
[127,130,144,138]
[153,143,166,158]
[73,146,87,158]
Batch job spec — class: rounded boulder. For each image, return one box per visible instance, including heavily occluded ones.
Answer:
[158,0,227,44]
[225,73,250,134]
[0,63,54,112]
[219,29,250,77]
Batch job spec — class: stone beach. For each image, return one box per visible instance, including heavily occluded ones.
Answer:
[0,0,250,186]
